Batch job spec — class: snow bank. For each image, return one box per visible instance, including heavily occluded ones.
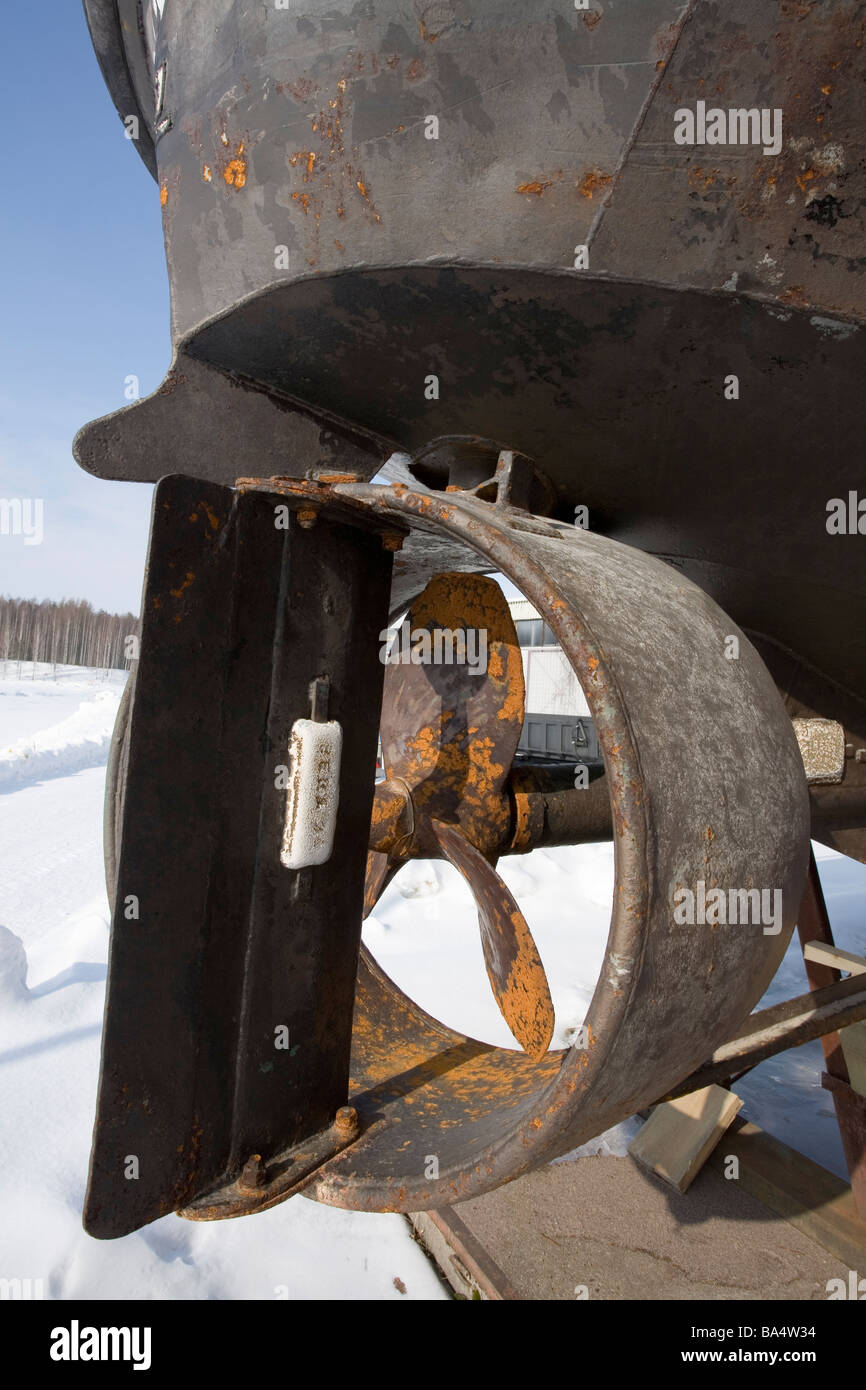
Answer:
[0,925,28,1005]
[0,686,121,790]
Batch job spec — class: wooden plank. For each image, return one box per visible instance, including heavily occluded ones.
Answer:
[408,1211,521,1300]
[707,1116,866,1270]
[628,1085,743,1193]
[840,1022,866,1098]
[804,941,866,975]
[664,973,866,1099]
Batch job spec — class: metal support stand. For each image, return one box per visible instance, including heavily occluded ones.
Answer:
[662,847,866,1219]
[797,848,866,1218]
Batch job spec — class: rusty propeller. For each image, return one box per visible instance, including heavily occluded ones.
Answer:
[364,573,555,1060]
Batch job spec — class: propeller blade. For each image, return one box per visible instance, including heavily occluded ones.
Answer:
[363,850,399,919]
[380,573,524,858]
[431,819,555,1061]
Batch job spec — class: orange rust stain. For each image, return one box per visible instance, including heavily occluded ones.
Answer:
[516,180,551,197]
[224,156,247,189]
[577,169,613,199]
[202,164,213,183]
[821,84,832,95]
[583,10,602,29]
[688,165,718,190]
[497,646,525,723]
[290,150,317,175]
[781,284,808,307]
[170,570,195,600]
[286,79,381,228]
[587,656,599,672]
[200,501,220,532]
[335,239,345,252]
[160,184,168,206]
[407,58,426,80]
[796,168,816,191]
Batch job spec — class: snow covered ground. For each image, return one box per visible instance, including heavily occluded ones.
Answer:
[1,663,864,1300]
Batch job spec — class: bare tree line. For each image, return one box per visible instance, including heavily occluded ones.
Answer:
[0,597,139,674]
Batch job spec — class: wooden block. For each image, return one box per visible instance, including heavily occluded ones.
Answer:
[841,1020,866,1097]
[803,941,866,975]
[628,1085,743,1193]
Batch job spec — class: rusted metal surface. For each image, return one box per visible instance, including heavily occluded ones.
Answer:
[77,0,864,1227]
[431,819,555,1062]
[363,571,555,1056]
[179,1109,362,1223]
[85,1,865,330]
[85,476,393,1238]
[508,766,612,853]
[664,972,866,1101]
[94,476,812,1228]
[592,0,866,318]
[74,351,391,488]
[369,765,615,860]
[80,3,866,874]
[377,573,523,861]
[362,850,399,920]
[301,480,809,1215]
[75,2,866,969]
[368,779,414,856]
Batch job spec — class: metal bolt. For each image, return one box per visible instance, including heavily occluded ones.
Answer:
[334,1106,360,1141]
[239,1153,266,1191]
[297,508,318,529]
[856,749,866,764]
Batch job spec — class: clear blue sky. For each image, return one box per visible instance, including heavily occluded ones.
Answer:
[0,4,168,614]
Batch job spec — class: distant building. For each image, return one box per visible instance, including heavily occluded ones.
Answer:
[508,599,601,766]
